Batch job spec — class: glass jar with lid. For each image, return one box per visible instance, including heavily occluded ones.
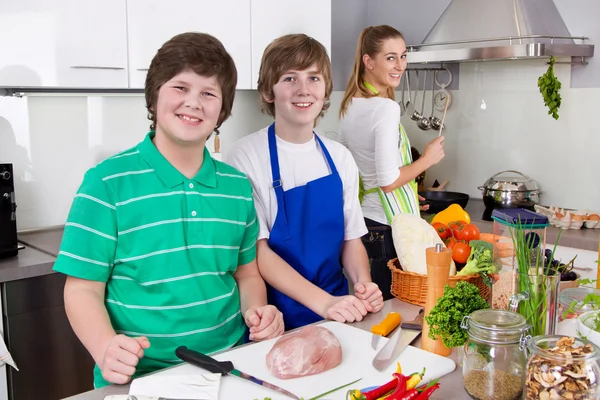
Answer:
[525,335,600,399]
[461,309,530,400]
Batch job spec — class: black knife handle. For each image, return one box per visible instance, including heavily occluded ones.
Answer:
[175,346,234,375]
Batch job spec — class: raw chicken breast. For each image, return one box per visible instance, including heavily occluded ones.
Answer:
[266,325,342,379]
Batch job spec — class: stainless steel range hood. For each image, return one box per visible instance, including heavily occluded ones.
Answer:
[406,0,594,64]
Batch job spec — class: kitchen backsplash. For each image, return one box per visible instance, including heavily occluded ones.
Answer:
[0,59,597,230]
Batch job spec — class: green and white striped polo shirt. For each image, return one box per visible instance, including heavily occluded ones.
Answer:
[53,132,257,388]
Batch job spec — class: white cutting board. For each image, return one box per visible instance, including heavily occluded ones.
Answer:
[141,321,455,400]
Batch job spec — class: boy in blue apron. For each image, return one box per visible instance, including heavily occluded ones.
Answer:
[226,34,384,330]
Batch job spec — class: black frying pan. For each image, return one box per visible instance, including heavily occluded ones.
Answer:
[419,191,470,214]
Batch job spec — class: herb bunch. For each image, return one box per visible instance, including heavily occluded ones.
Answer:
[538,56,562,120]
[425,281,489,348]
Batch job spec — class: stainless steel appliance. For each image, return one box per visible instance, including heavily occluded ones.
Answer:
[478,170,540,221]
[0,163,18,259]
[406,0,594,64]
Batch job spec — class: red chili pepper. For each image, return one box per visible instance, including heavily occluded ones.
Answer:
[381,373,411,400]
[414,383,440,400]
[361,375,402,400]
[396,388,420,400]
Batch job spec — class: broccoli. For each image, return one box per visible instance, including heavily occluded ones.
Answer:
[457,240,495,276]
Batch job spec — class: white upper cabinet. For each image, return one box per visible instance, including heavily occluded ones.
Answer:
[250,0,332,89]
[0,0,128,88]
[126,0,252,90]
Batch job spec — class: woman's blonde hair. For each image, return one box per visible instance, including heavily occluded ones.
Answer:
[339,25,404,117]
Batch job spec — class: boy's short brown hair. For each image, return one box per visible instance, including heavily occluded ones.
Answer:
[257,34,333,122]
[145,32,237,135]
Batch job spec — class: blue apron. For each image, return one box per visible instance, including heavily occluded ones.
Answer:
[266,123,348,330]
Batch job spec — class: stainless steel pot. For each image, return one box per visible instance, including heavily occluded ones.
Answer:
[478,170,541,209]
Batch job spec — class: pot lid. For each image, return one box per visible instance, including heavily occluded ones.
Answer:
[482,170,541,192]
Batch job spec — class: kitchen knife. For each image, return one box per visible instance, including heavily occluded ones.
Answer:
[175,346,301,400]
[372,309,424,372]
[370,311,402,349]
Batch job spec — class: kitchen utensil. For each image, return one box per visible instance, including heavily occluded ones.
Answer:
[429,71,444,131]
[212,135,222,161]
[426,179,449,191]
[370,311,402,349]
[409,70,422,121]
[437,94,449,137]
[372,309,425,371]
[399,73,407,116]
[419,190,470,214]
[175,346,301,400]
[478,170,541,209]
[404,70,415,119]
[417,70,431,131]
[422,244,453,356]
[104,397,189,400]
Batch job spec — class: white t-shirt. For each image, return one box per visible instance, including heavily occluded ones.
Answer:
[226,126,368,241]
[339,97,404,225]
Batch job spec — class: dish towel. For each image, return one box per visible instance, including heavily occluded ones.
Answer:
[0,331,18,371]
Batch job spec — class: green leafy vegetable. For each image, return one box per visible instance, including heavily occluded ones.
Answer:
[456,240,496,280]
[425,281,489,348]
[538,56,562,120]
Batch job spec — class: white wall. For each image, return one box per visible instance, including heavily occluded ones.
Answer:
[0,59,598,230]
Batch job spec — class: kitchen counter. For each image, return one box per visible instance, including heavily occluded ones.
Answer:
[464,199,599,252]
[3,205,598,283]
[62,299,461,400]
[0,245,56,283]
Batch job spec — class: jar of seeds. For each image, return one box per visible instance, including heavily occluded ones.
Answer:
[525,336,600,400]
[461,309,530,400]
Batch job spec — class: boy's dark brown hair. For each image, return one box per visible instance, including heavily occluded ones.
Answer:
[145,32,237,135]
[257,34,333,123]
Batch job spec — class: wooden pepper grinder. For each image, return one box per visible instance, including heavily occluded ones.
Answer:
[421,243,453,356]
[213,135,222,161]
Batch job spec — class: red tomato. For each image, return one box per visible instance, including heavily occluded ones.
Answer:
[452,242,471,264]
[432,222,450,240]
[461,224,481,243]
[445,237,458,249]
[448,221,467,240]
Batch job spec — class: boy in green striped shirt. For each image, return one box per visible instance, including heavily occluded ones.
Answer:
[53,32,284,388]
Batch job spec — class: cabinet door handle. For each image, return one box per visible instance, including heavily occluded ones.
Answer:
[70,66,125,70]
[136,68,149,71]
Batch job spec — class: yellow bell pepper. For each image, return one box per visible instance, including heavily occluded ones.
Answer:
[431,204,471,225]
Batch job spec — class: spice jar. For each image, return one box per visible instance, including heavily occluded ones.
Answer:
[525,335,600,400]
[461,309,530,400]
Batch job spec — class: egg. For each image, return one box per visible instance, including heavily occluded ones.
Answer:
[572,214,585,221]
[588,214,600,221]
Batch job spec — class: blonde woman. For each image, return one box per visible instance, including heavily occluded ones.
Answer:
[339,25,445,299]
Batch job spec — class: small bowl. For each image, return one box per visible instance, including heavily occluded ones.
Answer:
[577,311,600,349]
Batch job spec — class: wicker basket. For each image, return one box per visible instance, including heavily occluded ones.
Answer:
[387,258,491,306]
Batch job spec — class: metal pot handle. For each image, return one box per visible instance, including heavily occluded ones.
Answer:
[490,170,532,180]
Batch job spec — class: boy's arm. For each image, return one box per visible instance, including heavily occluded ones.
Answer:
[233,260,267,316]
[234,186,283,340]
[256,239,332,316]
[340,238,371,286]
[54,169,148,383]
[64,277,117,365]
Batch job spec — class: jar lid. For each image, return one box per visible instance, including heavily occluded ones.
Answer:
[482,170,541,193]
[466,309,529,344]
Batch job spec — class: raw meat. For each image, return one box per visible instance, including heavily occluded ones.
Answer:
[266,325,342,379]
